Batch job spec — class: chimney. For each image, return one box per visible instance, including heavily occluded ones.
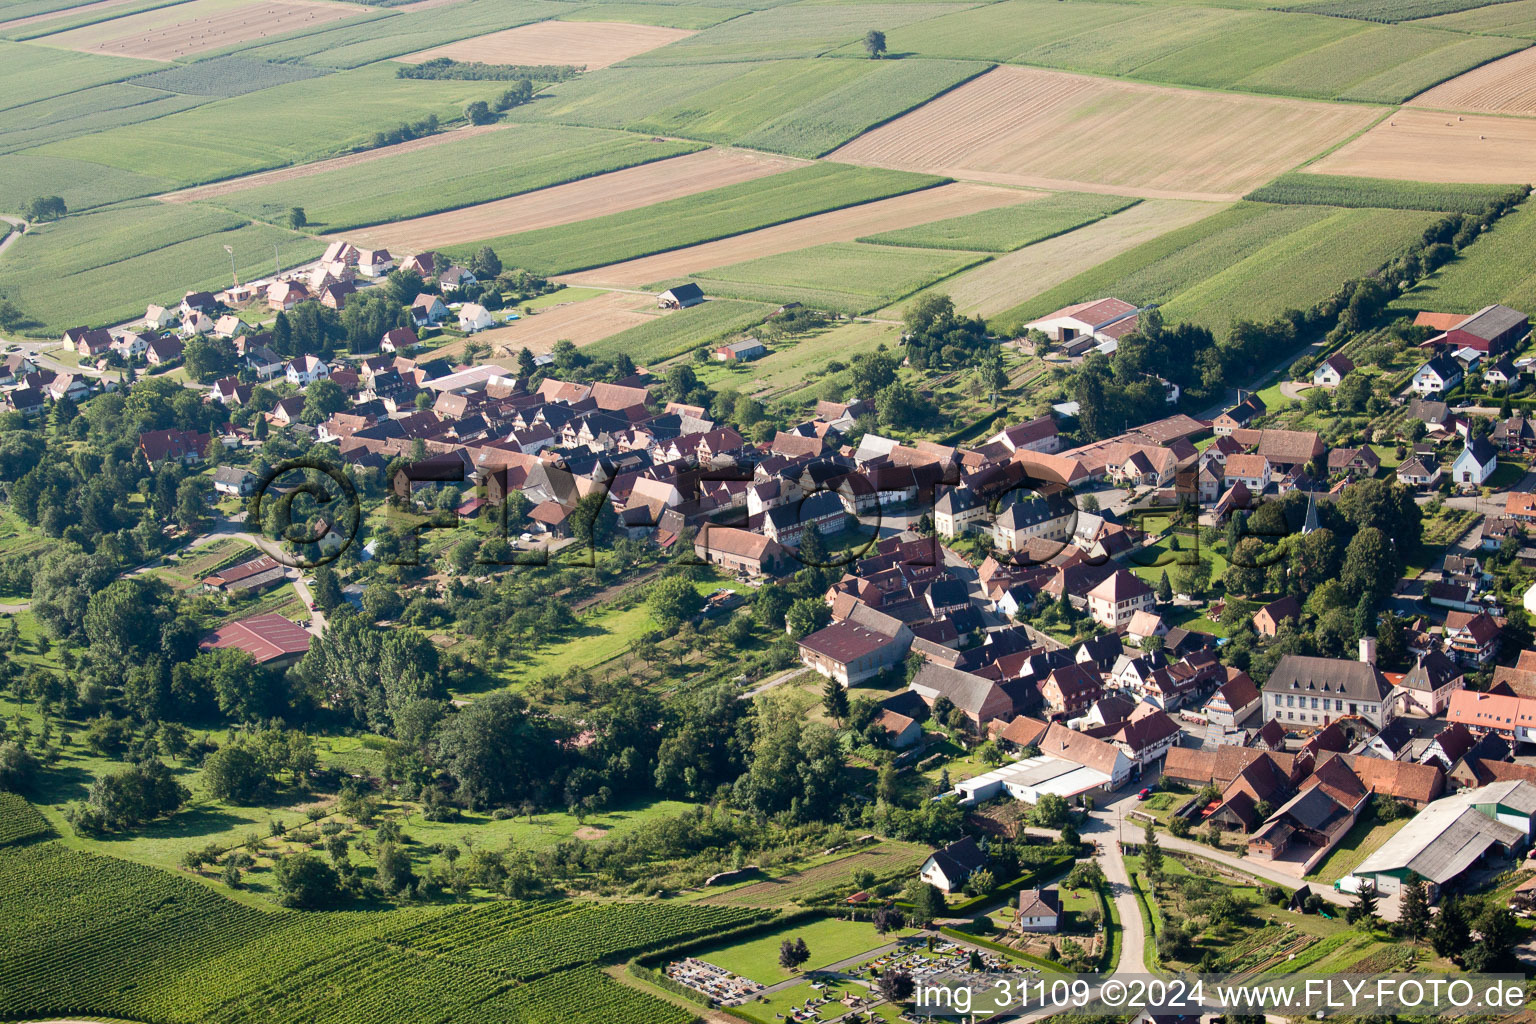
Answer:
[1359,636,1377,666]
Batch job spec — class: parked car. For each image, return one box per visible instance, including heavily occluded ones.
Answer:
[1137,788,1152,801]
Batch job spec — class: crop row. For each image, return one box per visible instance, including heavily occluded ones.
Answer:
[425,901,773,980]
[1247,172,1528,214]
[0,792,51,847]
[1281,0,1505,23]
[460,967,695,1024]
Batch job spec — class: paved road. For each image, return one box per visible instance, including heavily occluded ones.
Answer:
[0,216,24,260]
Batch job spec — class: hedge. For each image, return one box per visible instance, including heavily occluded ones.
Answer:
[632,908,827,970]
[946,854,1076,914]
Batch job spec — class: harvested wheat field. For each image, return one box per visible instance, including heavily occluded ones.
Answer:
[1408,48,1536,116]
[158,124,505,202]
[38,0,362,60]
[563,181,1028,289]
[829,65,1380,201]
[1308,107,1536,184]
[341,147,807,251]
[0,0,154,33]
[482,291,659,356]
[891,198,1223,318]
[399,20,694,70]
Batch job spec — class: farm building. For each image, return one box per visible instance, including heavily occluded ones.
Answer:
[952,755,1113,807]
[198,612,312,666]
[1025,297,1140,349]
[201,554,286,596]
[1420,304,1529,356]
[658,283,705,309]
[714,338,766,361]
[798,618,913,687]
[1341,782,1533,899]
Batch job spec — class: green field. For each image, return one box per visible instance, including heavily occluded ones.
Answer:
[1248,172,1527,213]
[1390,201,1536,316]
[677,241,987,314]
[693,319,899,402]
[859,192,1137,252]
[445,163,943,275]
[1419,0,1536,36]
[0,151,175,213]
[853,0,1147,63]
[560,4,749,28]
[1157,206,1441,335]
[214,125,701,230]
[619,2,961,63]
[510,57,985,158]
[0,201,323,332]
[31,63,515,187]
[691,915,906,984]
[0,82,208,158]
[992,201,1435,336]
[0,841,702,1024]
[0,39,158,111]
[1283,0,1520,20]
[218,0,580,68]
[583,298,775,364]
[127,57,333,98]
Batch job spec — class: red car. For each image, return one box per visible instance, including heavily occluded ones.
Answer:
[1137,788,1153,800]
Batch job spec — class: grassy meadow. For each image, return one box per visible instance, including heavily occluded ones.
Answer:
[213,126,702,230]
[582,298,776,364]
[859,192,1137,251]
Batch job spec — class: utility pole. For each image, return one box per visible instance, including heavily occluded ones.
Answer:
[274,243,280,277]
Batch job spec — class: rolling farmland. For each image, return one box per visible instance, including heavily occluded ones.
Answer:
[398,19,697,69]
[828,66,1381,200]
[894,198,1221,317]
[1418,0,1536,37]
[342,148,808,250]
[1391,201,1536,315]
[207,126,702,231]
[1246,172,1528,212]
[442,163,944,276]
[581,298,777,364]
[509,56,987,159]
[561,181,1023,288]
[1308,107,1536,184]
[1408,47,1536,115]
[34,0,366,60]
[0,201,323,331]
[678,240,988,314]
[858,191,1136,252]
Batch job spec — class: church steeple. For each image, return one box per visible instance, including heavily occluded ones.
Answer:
[1301,491,1319,535]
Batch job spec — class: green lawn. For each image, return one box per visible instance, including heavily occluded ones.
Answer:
[694,917,910,985]
[1304,812,1410,885]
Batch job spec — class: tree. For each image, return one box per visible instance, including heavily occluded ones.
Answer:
[432,690,568,809]
[648,575,704,630]
[1431,895,1470,959]
[274,850,341,908]
[873,905,905,935]
[298,615,444,735]
[1155,570,1173,603]
[465,100,496,125]
[288,207,307,229]
[80,759,188,831]
[1346,883,1378,929]
[863,28,886,58]
[22,195,66,222]
[1466,903,1518,971]
[1031,792,1071,828]
[1142,820,1163,878]
[909,881,944,926]
[878,970,914,1003]
[1341,527,1397,605]
[822,677,849,726]
[1399,873,1430,944]
[779,937,810,971]
[471,246,502,280]
[785,597,830,640]
[374,841,416,896]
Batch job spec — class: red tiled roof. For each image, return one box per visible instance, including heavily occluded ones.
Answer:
[200,613,311,664]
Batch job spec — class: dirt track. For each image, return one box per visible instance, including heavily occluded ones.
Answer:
[398,19,694,70]
[157,124,507,203]
[561,181,1028,289]
[829,65,1380,200]
[338,148,809,251]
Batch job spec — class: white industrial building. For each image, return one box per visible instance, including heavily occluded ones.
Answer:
[952,756,1111,806]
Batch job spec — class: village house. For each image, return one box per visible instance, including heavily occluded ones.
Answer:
[212,466,258,497]
[1261,647,1395,731]
[919,837,987,893]
[1395,650,1465,715]
[1444,609,1500,666]
[412,293,448,326]
[1214,394,1266,435]
[145,335,183,366]
[357,248,395,278]
[1411,353,1464,397]
[201,554,286,597]
[267,281,307,312]
[1396,455,1442,490]
[1085,569,1155,630]
[692,525,786,578]
[138,428,211,469]
[1326,446,1380,478]
[1012,888,1060,933]
[1204,671,1262,729]
[1312,353,1354,387]
[1253,596,1301,638]
[286,355,330,388]
[1222,453,1270,492]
